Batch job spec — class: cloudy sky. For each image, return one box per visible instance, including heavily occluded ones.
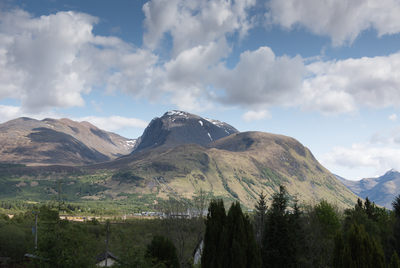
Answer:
[1,0,400,180]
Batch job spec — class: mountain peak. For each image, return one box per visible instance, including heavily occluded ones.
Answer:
[163,110,192,117]
[133,111,238,153]
[385,168,399,175]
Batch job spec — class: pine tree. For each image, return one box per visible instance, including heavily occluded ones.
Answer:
[222,202,248,268]
[262,185,294,268]
[393,195,400,218]
[202,200,260,268]
[333,233,345,268]
[201,199,226,268]
[222,202,261,268]
[341,223,385,268]
[254,192,267,246]
[393,195,400,258]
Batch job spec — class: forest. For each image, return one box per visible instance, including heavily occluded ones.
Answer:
[1,186,400,267]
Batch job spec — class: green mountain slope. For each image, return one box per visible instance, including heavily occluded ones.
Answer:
[0,131,358,210]
[99,131,357,208]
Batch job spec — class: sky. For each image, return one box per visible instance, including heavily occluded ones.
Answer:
[1,0,400,180]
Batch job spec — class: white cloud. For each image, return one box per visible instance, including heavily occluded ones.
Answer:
[242,110,270,121]
[0,9,158,113]
[389,113,397,121]
[0,104,148,133]
[0,105,23,122]
[323,128,400,178]
[213,47,305,107]
[164,39,230,88]
[3,6,400,118]
[0,10,96,111]
[0,105,60,123]
[157,45,306,112]
[302,52,400,114]
[76,116,148,132]
[160,39,230,111]
[143,0,256,55]
[323,143,400,178]
[266,0,400,46]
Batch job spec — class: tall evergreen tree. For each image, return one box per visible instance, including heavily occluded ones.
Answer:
[393,195,400,259]
[333,233,345,268]
[222,202,260,268]
[340,223,385,268]
[262,185,295,268]
[254,192,267,246]
[202,200,260,268]
[201,199,226,268]
[393,195,400,218]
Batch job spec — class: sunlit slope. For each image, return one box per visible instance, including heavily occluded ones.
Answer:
[106,131,357,208]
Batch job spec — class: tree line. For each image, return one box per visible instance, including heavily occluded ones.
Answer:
[2,187,400,267]
[202,186,400,268]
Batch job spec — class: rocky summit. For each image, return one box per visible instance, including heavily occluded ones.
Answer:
[132,110,238,153]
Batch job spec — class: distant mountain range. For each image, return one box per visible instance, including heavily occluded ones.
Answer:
[336,170,400,209]
[0,117,135,165]
[0,111,358,209]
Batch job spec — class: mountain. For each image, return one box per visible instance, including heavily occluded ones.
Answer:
[0,112,358,210]
[77,131,356,208]
[337,169,400,209]
[0,117,136,166]
[133,110,238,153]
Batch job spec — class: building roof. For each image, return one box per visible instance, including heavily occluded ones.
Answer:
[96,251,118,263]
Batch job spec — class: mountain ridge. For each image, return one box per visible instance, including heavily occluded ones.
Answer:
[0,111,359,209]
[337,170,400,208]
[0,117,136,166]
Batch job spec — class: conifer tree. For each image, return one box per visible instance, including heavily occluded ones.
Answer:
[341,223,385,268]
[201,199,226,268]
[222,202,260,268]
[333,233,345,268]
[394,195,400,259]
[254,192,267,246]
[222,202,248,268]
[262,185,295,268]
[202,200,260,268]
[393,195,400,218]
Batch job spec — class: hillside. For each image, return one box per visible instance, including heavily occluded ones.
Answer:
[338,169,400,209]
[0,131,357,209]
[0,112,359,210]
[0,117,136,166]
[100,131,357,208]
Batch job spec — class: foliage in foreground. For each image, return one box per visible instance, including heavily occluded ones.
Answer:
[203,187,400,268]
[2,191,400,267]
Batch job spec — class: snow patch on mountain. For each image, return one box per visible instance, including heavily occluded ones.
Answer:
[165,110,188,118]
